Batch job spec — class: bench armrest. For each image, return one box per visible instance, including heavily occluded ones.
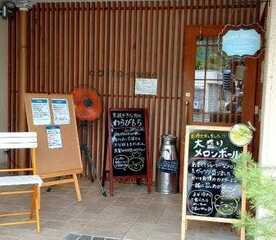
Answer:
[0,168,33,173]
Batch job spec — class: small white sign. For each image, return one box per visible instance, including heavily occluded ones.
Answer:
[135,78,158,95]
[51,99,70,125]
[31,98,51,125]
[46,126,63,149]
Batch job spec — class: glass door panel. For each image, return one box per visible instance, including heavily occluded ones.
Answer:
[192,37,245,125]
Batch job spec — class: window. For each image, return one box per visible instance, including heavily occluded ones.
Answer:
[193,37,244,124]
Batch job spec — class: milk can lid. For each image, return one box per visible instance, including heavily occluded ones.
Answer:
[162,134,177,141]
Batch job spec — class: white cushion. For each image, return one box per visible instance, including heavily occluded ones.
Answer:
[0,175,43,187]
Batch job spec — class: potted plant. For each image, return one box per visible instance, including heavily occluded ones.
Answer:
[234,152,276,239]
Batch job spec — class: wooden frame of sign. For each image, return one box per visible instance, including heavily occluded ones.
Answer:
[181,125,247,240]
[107,108,152,196]
[25,93,83,201]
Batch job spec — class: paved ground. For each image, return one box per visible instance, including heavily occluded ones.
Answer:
[0,179,239,240]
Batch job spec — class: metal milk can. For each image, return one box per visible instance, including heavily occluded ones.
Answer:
[156,134,179,194]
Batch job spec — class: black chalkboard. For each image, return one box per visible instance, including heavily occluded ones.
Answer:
[109,109,148,177]
[186,128,243,219]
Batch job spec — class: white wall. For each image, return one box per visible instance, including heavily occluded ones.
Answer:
[259,1,276,178]
[0,19,8,167]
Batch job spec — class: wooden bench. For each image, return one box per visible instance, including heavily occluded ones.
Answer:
[0,132,42,232]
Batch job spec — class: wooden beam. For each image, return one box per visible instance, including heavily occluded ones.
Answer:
[41,178,74,187]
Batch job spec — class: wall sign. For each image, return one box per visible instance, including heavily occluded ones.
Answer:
[219,24,264,58]
[107,108,152,196]
[182,125,247,240]
[46,125,63,149]
[31,98,51,125]
[135,78,158,95]
[51,99,70,125]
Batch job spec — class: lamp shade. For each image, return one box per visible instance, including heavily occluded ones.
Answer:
[72,88,102,121]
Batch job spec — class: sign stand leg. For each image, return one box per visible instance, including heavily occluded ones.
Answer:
[73,174,82,201]
[240,187,247,240]
[240,226,245,240]
[181,217,187,240]
[109,177,114,196]
[147,176,152,193]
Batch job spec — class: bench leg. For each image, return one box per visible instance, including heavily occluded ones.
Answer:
[73,174,82,202]
[35,186,40,233]
[30,186,36,220]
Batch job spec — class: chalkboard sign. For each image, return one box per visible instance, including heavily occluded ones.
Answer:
[187,129,243,218]
[182,125,247,240]
[107,108,152,196]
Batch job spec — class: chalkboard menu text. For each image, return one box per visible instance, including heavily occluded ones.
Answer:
[182,125,247,240]
[107,108,152,196]
[187,128,243,218]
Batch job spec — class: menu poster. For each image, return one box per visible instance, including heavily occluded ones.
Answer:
[186,127,243,219]
[110,110,147,176]
[46,125,63,149]
[107,108,152,196]
[51,99,70,125]
[31,98,51,125]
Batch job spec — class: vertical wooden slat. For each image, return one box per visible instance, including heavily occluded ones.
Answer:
[154,1,164,168]
[63,3,69,93]
[139,1,146,109]
[54,3,59,92]
[124,2,131,108]
[78,3,84,90]
[59,4,64,93]
[40,3,45,92]
[44,4,50,93]
[34,5,39,93]
[49,3,54,93]
[129,1,136,108]
[97,3,103,174]
[28,8,33,91]
[73,2,77,89]
[68,3,73,92]
[166,3,172,133]
[134,1,142,108]
[172,5,179,137]
[83,3,89,89]
[108,1,115,110]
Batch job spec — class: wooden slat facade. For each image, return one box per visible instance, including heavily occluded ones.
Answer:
[8,1,260,180]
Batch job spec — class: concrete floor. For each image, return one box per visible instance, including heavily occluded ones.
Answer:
[0,179,239,240]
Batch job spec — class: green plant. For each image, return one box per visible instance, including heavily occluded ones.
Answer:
[234,152,276,240]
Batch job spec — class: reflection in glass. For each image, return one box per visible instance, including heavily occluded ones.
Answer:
[192,37,244,124]
[195,46,206,70]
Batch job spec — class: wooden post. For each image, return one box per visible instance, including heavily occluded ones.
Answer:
[18,8,29,168]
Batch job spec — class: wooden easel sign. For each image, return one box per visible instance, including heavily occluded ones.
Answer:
[107,108,152,196]
[25,93,83,202]
[182,125,246,240]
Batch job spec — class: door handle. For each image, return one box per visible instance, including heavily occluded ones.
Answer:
[185,100,189,125]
